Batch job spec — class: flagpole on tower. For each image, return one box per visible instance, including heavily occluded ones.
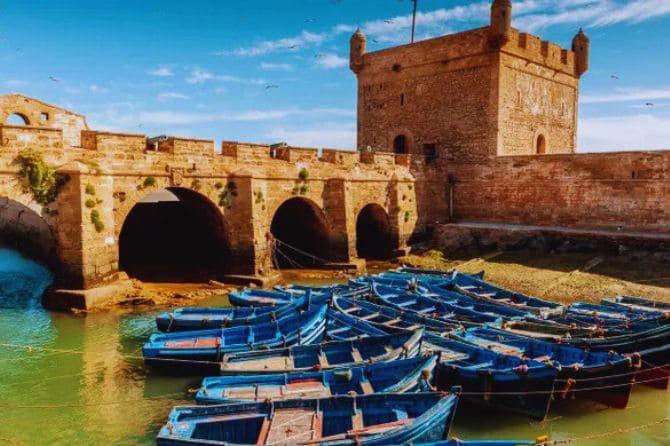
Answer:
[411,0,418,43]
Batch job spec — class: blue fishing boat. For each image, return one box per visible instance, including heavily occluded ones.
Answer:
[156,389,461,445]
[143,305,327,372]
[156,304,295,332]
[228,288,331,307]
[457,327,634,409]
[196,355,438,404]
[333,295,465,334]
[274,283,371,298]
[425,333,558,420]
[219,330,423,375]
[448,271,564,317]
[324,307,389,340]
[604,295,670,312]
[371,282,522,324]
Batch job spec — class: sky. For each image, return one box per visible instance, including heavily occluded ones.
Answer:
[2,0,670,152]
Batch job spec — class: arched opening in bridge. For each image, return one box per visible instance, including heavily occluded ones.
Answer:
[393,135,408,154]
[536,134,546,154]
[0,197,56,306]
[5,113,30,126]
[0,197,57,266]
[270,197,331,268]
[119,187,230,282]
[356,204,397,260]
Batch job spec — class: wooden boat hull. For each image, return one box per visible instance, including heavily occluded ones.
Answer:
[156,305,294,332]
[459,327,635,410]
[197,355,438,404]
[157,390,461,445]
[143,306,327,373]
[219,330,424,375]
[425,334,557,420]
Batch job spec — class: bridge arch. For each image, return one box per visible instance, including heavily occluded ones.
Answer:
[118,187,231,281]
[270,197,332,268]
[0,196,57,266]
[355,203,398,260]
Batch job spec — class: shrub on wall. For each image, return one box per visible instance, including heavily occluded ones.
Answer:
[90,209,105,233]
[85,183,96,196]
[85,198,96,209]
[298,168,309,181]
[12,149,70,206]
[143,176,157,188]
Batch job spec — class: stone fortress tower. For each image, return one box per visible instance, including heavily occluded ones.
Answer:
[350,0,590,162]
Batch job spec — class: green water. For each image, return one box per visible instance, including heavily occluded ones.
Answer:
[0,250,668,445]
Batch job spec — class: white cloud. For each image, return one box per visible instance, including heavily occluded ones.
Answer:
[186,69,265,85]
[149,67,174,77]
[260,62,294,72]
[582,86,670,104]
[266,123,356,149]
[158,92,190,101]
[579,114,670,151]
[218,31,327,57]
[316,53,348,69]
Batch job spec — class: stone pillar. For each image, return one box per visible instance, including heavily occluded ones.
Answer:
[223,173,259,275]
[323,178,352,262]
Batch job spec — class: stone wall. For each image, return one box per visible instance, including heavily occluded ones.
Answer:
[452,151,670,233]
[0,94,88,146]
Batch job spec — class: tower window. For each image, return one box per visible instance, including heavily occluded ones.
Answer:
[400,93,405,106]
[40,112,49,123]
[423,143,437,163]
[536,134,546,154]
[393,135,408,154]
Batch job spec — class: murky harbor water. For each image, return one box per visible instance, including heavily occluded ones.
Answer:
[0,249,668,445]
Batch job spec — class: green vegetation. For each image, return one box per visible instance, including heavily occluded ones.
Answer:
[12,149,69,206]
[299,184,309,195]
[191,179,202,191]
[254,189,264,204]
[113,191,127,203]
[85,183,96,196]
[90,209,105,233]
[214,181,224,190]
[84,198,96,209]
[298,167,309,181]
[143,176,157,188]
[404,210,411,222]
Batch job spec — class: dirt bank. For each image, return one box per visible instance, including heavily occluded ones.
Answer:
[401,249,670,304]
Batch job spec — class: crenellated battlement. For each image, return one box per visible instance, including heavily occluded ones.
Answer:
[505,29,576,75]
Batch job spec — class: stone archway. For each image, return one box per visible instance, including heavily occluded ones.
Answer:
[355,203,398,259]
[118,187,230,281]
[270,197,331,268]
[0,196,57,266]
[5,113,30,126]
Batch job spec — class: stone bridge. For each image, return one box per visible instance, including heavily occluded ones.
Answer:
[0,94,447,305]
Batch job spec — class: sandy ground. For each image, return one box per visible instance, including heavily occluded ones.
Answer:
[401,249,670,304]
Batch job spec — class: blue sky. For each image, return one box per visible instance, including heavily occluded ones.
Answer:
[2,0,670,152]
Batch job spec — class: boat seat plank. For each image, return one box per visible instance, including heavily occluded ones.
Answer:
[360,313,380,321]
[352,411,364,431]
[318,354,329,367]
[266,409,316,444]
[351,348,363,362]
[360,380,374,394]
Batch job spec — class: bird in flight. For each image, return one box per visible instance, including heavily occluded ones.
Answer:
[265,84,279,90]
[610,74,619,80]
[645,102,654,107]
[304,18,316,23]
[384,19,394,24]
[49,76,60,82]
